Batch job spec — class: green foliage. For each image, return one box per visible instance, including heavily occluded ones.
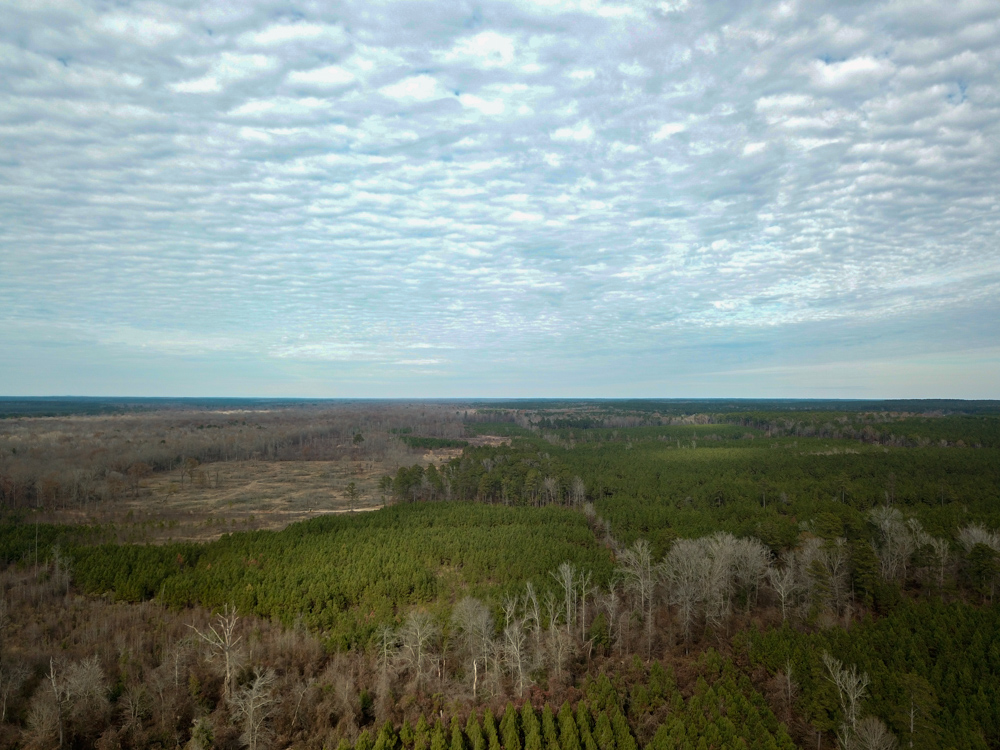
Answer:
[501,703,522,750]
[742,599,1000,749]
[466,712,484,750]
[69,503,613,648]
[401,436,470,449]
[483,709,501,750]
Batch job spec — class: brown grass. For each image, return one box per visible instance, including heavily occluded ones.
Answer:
[35,448,460,543]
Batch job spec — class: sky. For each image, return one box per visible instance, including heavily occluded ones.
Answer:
[1,0,999,398]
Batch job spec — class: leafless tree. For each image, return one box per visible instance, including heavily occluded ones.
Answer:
[822,651,870,747]
[45,655,107,747]
[551,562,577,629]
[571,476,586,507]
[928,537,951,593]
[503,616,530,697]
[0,659,28,722]
[618,540,657,655]
[957,524,1000,553]
[542,476,559,505]
[662,538,710,645]
[374,624,399,686]
[732,536,771,610]
[869,508,918,582]
[119,684,150,737]
[851,716,897,750]
[188,604,243,700]
[767,553,801,622]
[597,578,625,654]
[451,597,495,699]
[703,532,738,629]
[232,667,278,750]
[544,590,574,679]
[397,610,439,690]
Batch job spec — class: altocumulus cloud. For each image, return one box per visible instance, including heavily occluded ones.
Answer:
[1,0,999,397]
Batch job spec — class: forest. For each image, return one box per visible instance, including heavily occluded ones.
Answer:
[0,399,998,750]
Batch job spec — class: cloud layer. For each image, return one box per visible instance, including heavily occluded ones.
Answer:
[2,0,999,396]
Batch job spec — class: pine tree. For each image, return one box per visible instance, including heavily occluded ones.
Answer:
[542,704,561,750]
[401,720,416,750]
[467,711,486,750]
[523,703,543,750]
[376,721,400,750]
[484,708,502,750]
[431,720,448,750]
[501,703,522,750]
[415,715,431,750]
[593,711,615,750]
[559,702,582,750]
[576,702,598,750]
[611,712,636,750]
[451,717,468,750]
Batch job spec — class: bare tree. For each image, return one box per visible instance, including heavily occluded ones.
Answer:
[597,578,624,654]
[188,604,243,700]
[571,476,586,507]
[544,593,574,680]
[957,524,1000,553]
[451,598,495,699]
[927,537,951,593]
[542,476,559,505]
[0,659,28,722]
[232,667,278,750]
[822,651,870,748]
[398,610,439,690]
[703,533,738,629]
[374,625,399,687]
[869,508,918,582]
[732,537,771,610]
[851,716,897,750]
[766,554,801,622]
[46,655,107,748]
[503,616,530,697]
[618,540,657,655]
[551,562,577,629]
[662,538,710,645]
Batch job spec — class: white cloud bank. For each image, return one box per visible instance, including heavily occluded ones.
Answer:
[1,0,999,396]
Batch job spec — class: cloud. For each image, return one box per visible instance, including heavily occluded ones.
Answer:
[287,65,356,88]
[1,0,998,396]
[380,74,447,101]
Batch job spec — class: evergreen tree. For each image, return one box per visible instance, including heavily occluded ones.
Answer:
[484,708,502,750]
[559,702,582,750]
[431,720,448,750]
[467,711,486,750]
[415,715,431,750]
[593,712,615,750]
[542,704,561,750]
[522,703,543,750]
[501,703,522,750]
[451,717,468,750]
[376,721,400,750]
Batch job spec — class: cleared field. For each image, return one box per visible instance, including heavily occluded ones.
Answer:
[33,448,461,542]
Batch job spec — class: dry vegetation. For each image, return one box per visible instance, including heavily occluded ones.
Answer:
[0,403,472,540]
